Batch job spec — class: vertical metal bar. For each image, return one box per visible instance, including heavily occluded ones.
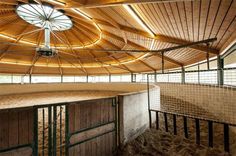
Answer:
[173,114,177,135]
[181,66,185,84]
[224,124,229,153]
[114,98,118,150]
[198,64,200,84]
[86,74,88,83]
[53,106,57,156]
[147,74,151,128]
[45,21,50,48]
[33,107,38,156]
[164,113,168,132]
[161,52,164,74]
[156,111,159,130]
[42,109,45,156]
[60,106,62,156]
[183,116,188,138]
[109,74,111,83]
[48,106,52,156]
[65,105,69,156]
[29,74,32,84]
[208,121,213,147]
[154,71,157,83]
[217,55,224,85]
[207,52,210,70]
[195,119,200,145]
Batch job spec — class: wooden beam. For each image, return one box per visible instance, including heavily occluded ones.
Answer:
[94,20,219,54]
[0,0,17,5]
[103,31,183,66]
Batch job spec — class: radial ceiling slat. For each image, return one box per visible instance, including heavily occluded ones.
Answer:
[0,0,235,75]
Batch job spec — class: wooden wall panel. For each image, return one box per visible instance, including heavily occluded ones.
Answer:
[0,108,34,156]
[68,98,116,156]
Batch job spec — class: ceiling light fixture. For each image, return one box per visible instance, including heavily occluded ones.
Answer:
[123,5,155,37]
[16,4,73,31]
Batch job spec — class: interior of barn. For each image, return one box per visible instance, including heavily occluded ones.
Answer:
[0,0,236,156]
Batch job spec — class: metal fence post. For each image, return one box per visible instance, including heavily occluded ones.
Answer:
[33,107,38,156]
[48,106,52,156]
[53,106,57,156]
[181,66,185,84]
[65,105,69,156]
[217,55,224,85]
[147,74,151,128]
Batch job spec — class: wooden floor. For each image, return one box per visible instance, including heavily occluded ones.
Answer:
[0,91,122,109]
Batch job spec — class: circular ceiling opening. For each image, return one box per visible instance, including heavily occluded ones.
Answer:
[16,4,73,31]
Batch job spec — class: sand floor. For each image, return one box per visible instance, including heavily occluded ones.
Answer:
[118,129,231,156]
[0,91,122,109]
[118,115,236,156]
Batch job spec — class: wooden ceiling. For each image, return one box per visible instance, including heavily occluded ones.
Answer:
[0,0,236,75]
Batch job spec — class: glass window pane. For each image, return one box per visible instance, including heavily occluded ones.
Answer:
[199,71,217,84]
[224,50,236,68]
[63,76,75,82]
[0,74,12,83]
[75,76,87,82]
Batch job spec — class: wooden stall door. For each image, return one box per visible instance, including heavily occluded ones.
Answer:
[67,98,117,156]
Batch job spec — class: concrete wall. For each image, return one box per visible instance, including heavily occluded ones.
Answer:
[118,85,160,145]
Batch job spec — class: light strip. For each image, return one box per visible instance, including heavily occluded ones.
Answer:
[0,34,15,41]
[0,52,149,68]
[71,8,92,21]
[46,0,65,6]
[123,5,155,37]
[150,39,155,50]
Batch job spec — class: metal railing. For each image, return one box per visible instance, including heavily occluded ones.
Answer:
[149,109,236,153]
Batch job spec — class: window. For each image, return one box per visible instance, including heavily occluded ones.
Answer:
[75,76,87,82]
[0,74,11,83]
[32,76,61,83]
[185,72,199,83]
[63,76,75,82]
[199,71,217,84]
[168,73,181,83]
[156,74,168,82]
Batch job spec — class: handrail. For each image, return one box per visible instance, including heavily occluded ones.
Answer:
[150,109,236,126]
